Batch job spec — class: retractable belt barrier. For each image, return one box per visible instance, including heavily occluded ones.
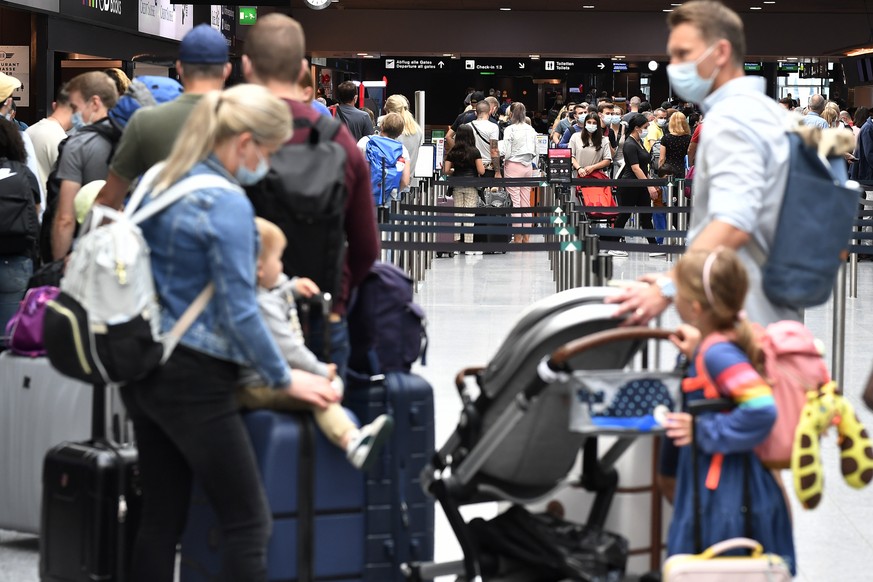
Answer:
[383,176,695,293]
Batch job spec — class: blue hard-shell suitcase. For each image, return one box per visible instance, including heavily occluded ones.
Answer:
[179,409,365,582]
[346,371,435,581]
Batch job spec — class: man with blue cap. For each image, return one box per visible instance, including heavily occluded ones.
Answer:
[96,23,231,209]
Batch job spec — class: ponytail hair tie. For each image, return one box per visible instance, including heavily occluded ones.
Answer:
[702,246,725,307]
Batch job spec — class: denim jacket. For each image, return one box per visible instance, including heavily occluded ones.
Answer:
[138,157,291,388]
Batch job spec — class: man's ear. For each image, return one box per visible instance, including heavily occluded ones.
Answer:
[241,55,254,82]
[223,62,232,81]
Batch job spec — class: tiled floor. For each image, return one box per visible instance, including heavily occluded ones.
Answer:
[3,248,873,580]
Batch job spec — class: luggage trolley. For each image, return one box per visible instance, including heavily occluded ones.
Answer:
[402,287,684,581]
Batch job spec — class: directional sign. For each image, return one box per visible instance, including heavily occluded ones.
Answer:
[518,62,526,70]
[550,216,566,226]
[561,241,583,252]
[384,58,442,70]
[597,62,606,70]
[239,6,256,24]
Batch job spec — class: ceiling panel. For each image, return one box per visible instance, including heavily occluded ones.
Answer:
[295,0,868,13]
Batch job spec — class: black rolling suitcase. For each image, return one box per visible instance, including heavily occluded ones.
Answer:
[346,371,435,582]
[40,384,141,582]
[473,189,513,250]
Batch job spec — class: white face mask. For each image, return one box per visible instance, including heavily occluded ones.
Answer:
[585,124,598,133]
[666,43,720,104]
[657,118,667,127]
[640,129,649,139]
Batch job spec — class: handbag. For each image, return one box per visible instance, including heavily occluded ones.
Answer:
[663,538,791,581]
[4,285,60,357]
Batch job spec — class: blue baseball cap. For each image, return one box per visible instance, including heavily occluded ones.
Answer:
[178,24,228,65]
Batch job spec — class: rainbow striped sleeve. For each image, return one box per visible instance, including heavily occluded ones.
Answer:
[705,342,775,409]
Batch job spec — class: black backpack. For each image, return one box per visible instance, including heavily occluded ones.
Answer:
[40,121,119,264]
[0,157,39,256]
[246,115,348,297]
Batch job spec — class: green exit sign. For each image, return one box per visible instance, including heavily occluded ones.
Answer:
[239,7,257,24]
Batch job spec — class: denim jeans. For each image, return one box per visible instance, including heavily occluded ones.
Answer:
[0,255,32,336]
[121,346,270,582]
[305,312,351,383]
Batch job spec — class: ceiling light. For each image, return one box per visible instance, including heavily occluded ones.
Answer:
[763,1,775,3]
[529,54,540,59]
[750,6,762,9]
[357,53,368,56]
[787,57,798,60]
[582,5,595,8]
[663,8,673,11]
[499,7,511,10]
[614,55,626,59]
[443,53,453,57]
[648,60,659,71]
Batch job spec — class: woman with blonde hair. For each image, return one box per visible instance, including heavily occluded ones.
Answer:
[383,94,423,173]
[122,83,337,582]
[659,111,692,177]
[502,102,538,242]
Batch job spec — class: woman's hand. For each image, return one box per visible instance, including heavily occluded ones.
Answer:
[648,185,661,200]
[665,412,693,446]
[285,370,339,410]
[670,323,702,359]
[578,166,589,177]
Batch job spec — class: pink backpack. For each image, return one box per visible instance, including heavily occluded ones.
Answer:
[4,285,60,357]
[696,320,830,469]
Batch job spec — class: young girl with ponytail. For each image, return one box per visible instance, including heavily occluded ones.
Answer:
[663,247,796,574]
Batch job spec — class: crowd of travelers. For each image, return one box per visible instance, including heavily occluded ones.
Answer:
[0,0,869,579]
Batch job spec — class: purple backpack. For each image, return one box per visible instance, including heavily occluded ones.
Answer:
[5,286,60,357]
[347,262,428,375]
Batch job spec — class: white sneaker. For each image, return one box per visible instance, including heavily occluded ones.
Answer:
[649,251,667,258]
[467,251,484,255]
[346,414,394,471]
[608,249,628,257]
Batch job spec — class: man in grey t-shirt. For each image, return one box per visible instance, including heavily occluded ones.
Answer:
[51,71,118,260]
[333,81,374,142]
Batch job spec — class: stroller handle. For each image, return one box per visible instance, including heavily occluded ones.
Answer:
[549,326,674,369]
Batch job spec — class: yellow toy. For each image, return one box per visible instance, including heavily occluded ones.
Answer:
[791,381,873,509]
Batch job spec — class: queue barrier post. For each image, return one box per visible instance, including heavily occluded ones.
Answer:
[665,179,676,263]
[390,199,401,268]
[832,262,847,389]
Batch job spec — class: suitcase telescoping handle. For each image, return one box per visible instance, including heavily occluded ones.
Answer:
[91,383,108,441]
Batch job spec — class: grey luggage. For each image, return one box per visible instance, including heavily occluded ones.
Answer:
[0,352,128,534]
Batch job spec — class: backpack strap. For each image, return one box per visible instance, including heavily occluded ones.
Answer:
[125,166,244,225]
[687,332,733,491]
[160,283,214,364]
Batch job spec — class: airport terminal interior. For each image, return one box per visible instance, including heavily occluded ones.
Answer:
[2,0,873,580]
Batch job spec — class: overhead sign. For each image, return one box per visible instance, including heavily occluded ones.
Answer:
[4,0,57,12]
[138,0,193,41]
[61,0,137,31]
[544,59,577,72]
[744,62,763,72]
[384,58,444,71]
[0,47,29,107]
[612,62,628,73]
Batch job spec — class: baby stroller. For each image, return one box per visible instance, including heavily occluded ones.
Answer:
[403,287,682,581]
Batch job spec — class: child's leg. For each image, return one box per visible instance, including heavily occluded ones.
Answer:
[313,403,358,449]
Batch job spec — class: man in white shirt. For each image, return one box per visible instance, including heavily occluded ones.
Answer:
[25,83,74,188]
[609,0,797,327]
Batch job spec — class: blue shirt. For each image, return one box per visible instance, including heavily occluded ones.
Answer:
[691,75,799,325]
[802,111,830,130]
[850,119,873,182]
[138,157,291,388]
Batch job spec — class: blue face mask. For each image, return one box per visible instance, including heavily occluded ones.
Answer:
[71,112,85,130]
[666,43,720,104]
[235,147,269,186]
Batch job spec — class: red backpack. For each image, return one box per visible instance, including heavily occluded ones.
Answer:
[694,320,830,470]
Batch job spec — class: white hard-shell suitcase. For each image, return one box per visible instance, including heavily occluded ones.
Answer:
[0,352,128,533]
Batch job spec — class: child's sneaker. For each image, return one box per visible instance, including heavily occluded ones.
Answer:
[347,414,394,471]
